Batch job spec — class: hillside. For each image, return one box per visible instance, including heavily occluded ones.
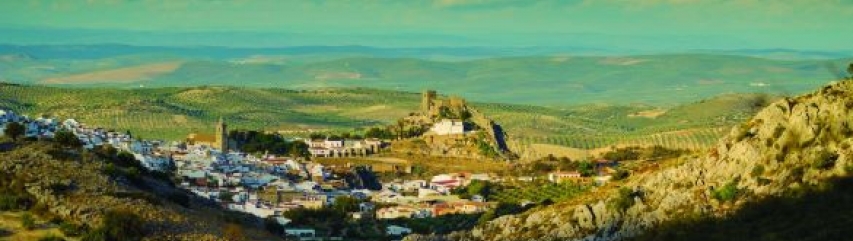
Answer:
[0,84,766,154]
[0,141,280,240]
[0,48,845,105]
[411,80,853,240]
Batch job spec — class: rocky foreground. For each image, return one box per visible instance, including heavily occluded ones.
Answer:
[406,80,853,241]
[0,143,280,241]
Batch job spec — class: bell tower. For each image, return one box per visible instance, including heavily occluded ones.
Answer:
[216,116,228,152]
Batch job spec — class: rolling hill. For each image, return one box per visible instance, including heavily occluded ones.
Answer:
[0,84,766,156]
[0,45,847,106]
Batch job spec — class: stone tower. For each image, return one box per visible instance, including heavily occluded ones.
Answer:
[216,116,228,152]
[422,90,437,113]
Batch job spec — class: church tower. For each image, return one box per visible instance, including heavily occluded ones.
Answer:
[216,116,228,153]
[422,90,437,114]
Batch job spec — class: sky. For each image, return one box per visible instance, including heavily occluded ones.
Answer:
[0,0,851,51]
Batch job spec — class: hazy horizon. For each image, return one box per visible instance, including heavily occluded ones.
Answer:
[1,0,851,52]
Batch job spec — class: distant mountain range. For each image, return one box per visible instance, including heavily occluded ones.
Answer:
[0,44,851,106]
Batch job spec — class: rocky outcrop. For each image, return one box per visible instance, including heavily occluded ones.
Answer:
[412,90,514,159]
[411,80,853,241]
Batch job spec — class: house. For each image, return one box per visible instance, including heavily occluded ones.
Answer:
[308,147,331,157]
[359,202,376,213]
[430,174,464,193]
[307,138,382,158]
[403,180,428,191]
[324,138,344,148]
[293,194,327,209]
[430,119,465,135]
[134,153,172,172]
[386,225,412,237]
[376,206,417,219]
[284,228,316,240]
[418,188,443,199]
[548,171,582,183]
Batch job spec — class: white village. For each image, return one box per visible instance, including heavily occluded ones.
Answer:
[0,91,621,241]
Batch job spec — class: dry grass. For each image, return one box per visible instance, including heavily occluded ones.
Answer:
[0,212,72,241]
[525,144,591,161]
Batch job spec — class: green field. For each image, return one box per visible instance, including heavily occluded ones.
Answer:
[0,83,767,155]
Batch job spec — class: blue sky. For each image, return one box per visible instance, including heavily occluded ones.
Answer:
[0,0,851,50]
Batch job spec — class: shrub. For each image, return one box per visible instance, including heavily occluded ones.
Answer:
[60,222,85,237]
[80,228,106,241]
[21,213,36,230]
[38,236,65,241]
[712,181,739,202]
[30,202,53,219]
[83,210,144,241]
[773,126,786,139]
[811,150,839,170]
[3,122,25,141]
[751,165,765,177]
[0,194,32,211]
[611,188,642,213]
[612,169,630,181]
[54,130,82,149]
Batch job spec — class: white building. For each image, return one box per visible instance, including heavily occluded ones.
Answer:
[431,119,465,135]
[386,225,413,237]
[284,228,316,239]
[548,171,582,183]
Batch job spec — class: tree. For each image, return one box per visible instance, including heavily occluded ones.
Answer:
[465,180,493,198]
[54,130,81,149]
[288,141,309,157]
[308,133,326,140]
[115,151,141,169]
[3,122,25,141]
[364,127,392,139]
[331,196,360,213]
[101,210,144,241]
[96,145,118,158]
[578,161,595,177]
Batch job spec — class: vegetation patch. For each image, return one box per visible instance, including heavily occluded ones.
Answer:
[712,181,740,202]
